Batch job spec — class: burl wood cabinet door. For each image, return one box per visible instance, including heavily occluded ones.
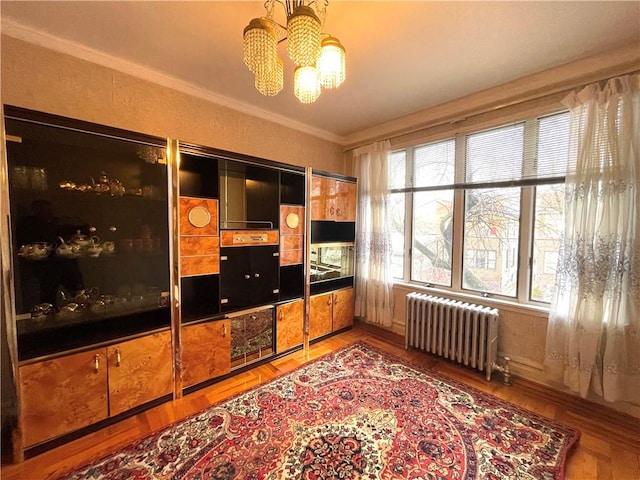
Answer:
[182,319,231,387]
[309,292,333,340]
[311,176,336,220]
[276,299,304,353]
[335,181,357,222]
[333,287,355,331]
[107,331,173,416]
[19,347,108,447]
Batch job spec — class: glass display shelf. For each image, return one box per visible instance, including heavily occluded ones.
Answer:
[309,243,355,283]
[5,106,171,360]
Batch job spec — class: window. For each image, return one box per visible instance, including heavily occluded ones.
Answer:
[389,111,568,305]
[411,140,455,286]
[388,151,406,279]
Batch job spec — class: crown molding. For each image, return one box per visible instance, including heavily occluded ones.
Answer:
[1,18,346,145]
[343,41,640,150]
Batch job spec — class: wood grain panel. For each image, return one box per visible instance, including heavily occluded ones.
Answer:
[333,287,355,331]
[179,197,218,236]
[280,247,303,266]
[180,236,219,256]
[280,233,304,266]
[335,181,357,222]
[107,331,173,417]
[311,176,336,220]
[19,347,108,447]
[180,255,220,276]
[220,230,279,246]
[309,292,333,340]
[276,299,304,353]
[282,235,303,250]
[280,205,305,235]
[182,320,231,387]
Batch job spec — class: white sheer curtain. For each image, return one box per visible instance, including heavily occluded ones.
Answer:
[545,74,640,404]
[353,140,394,327]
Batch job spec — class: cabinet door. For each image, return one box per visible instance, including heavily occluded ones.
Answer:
[333,287,355,331]
[335,181,357,222]
[311,176,336,220]
[19,347,108,447]
[309,292,333,340]
[182,320,231,387]
[276,299,304,353]
[107,331,173,416]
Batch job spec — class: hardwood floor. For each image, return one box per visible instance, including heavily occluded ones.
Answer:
[2,326,639,480]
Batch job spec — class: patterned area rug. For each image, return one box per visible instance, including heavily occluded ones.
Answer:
[60,341,579,479]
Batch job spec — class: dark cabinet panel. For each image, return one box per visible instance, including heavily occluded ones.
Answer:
[220,246,279,312]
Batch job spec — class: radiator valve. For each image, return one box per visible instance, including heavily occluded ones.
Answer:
[492,356,512,386]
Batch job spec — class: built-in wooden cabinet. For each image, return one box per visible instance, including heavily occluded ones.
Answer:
[18,330,171,447]
[107,331,173,416]
[276,299,304,353]
[309,287,354,341]
[311,175,356,222]
[19,347,108,447]
[182,320,231,388]
[309,292,333,340]
[335,180,357,222]
[332,287,355,331]
[311,176,336,220]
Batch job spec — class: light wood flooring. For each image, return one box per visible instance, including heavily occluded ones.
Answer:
[2,325,639,480]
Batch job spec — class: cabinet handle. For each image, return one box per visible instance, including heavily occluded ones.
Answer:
[244,274,251,280]
[334,295,339,305]
[330,206,335,215]
[250,315,257,320]
[93,354,100,373]
[254,273,260,278]
[279,310,284,321]
[336,208,341,216]
[223,324,227,337]
[115,348,121,367]
[327,297,332,306]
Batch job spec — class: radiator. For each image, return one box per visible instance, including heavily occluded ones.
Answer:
[405,292,500,381]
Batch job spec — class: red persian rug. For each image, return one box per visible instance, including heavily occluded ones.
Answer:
[60,341,579,480]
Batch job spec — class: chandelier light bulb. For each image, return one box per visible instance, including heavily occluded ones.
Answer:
[294,66,321,104]
[317,36,346,89]
[243,18,278,76]
[287,6,321,67]
[255,57,284,96]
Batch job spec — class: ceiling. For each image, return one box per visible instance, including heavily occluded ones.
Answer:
[2,1,639,144]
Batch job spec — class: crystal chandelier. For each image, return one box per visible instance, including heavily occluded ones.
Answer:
[243,0,346,104]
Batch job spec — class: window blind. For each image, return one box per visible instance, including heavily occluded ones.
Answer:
[463,112,568,188]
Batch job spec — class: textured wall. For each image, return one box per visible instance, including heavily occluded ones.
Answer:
[391,284,640,418]
[0,36,345,173]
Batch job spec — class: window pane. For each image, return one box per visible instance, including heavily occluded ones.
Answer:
[412,190,454,286]
[388,151,407,278]
[531,184,564,302]
[463,187,521,296]
[389,193,405,279]
[389,151,407,189]
[414,139,455,187]
[465,124,524,184]
[536,112,569,179]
